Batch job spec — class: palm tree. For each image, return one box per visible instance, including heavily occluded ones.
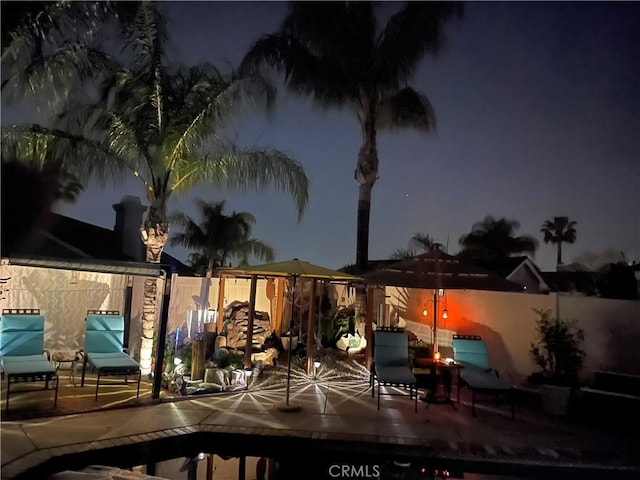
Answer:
[2,2,309,374]
[242,2,462,273]
[390,231,436,260]
[458,215,538,262]
[170,199,275,276]
[541,217,577,268]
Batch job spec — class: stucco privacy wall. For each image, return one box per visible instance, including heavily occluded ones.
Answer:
[383,287,640,383]
[167,276,272,335]
[0,264,126,352]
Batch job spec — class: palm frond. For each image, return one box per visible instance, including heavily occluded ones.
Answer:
[1,125,130,186]
[376,2,463,89]
[377,87,436,132]
[3,43,120,111]
[234,238,275,264]
[165,72,276,172]
[172,145,309,219]
[241,33,358,109]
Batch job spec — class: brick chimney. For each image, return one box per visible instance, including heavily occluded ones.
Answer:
[113,195,147,262]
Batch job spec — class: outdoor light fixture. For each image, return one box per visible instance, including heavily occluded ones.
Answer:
[197,452,206,461]
[174,357,183,366]
[313,360,321,369]
[434,351,441,361]
[422,308,428,317]
[313,359,321,379]
[442,309,448,319]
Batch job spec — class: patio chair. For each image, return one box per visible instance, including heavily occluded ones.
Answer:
[370,327,418,412]
[0,309,58,413]
[80,310,141,401]
[452,334,515,417]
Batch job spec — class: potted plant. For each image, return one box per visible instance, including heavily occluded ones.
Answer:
[410,339,433,367]
[528,308,585,416]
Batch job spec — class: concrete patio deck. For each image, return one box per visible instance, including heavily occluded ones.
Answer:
[2,375,640,480]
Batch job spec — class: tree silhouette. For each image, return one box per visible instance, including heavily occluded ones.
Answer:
[242,1,462,272]
[458,215,538,262]
[170,200,275,276]
[541,216,577,268]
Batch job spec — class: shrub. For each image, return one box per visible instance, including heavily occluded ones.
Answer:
[529,308,585,386]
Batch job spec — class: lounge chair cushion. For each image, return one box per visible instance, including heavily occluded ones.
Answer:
[85,314,126,354]
[1,353,55,376]
[452,337,490,370]
[375,365,417,385]
[459,365,511,391]
[0,314,47,357]
[87,352,140,373]
[374,331,411,366]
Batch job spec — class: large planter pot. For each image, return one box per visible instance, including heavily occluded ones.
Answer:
[541,384,572,416]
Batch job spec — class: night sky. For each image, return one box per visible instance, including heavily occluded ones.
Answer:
[3,2,639,271]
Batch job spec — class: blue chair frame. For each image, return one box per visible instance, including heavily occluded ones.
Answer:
[370,327,418,412]
[453,334,515,417]
[80,310,141,401]
[1,309,58,413]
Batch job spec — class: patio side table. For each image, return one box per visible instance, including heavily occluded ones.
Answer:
[51,350,81,386]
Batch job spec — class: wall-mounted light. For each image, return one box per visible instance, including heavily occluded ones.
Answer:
[442,309,448,319]
[422,308,428,317]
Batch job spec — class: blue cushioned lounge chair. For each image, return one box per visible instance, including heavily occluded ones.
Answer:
[80,310,141,401]
[453,334,515,417]
[370,327,418,412]
[0,309,58,413]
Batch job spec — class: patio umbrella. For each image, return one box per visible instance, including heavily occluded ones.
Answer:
[237,259,362,411]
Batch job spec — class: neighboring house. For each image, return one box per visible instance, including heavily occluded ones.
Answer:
[0,196,192,358]
[540,270,600,297]
[541,264,639,300]
[469,256,550,294]
[13,195,193,276]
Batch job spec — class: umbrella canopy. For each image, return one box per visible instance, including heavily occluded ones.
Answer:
[233,259,363,282]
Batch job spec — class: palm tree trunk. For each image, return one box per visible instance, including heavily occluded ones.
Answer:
[355,182,373,272]
[354,110,379,273]
[140,223,169,375]
[557,242,563,267]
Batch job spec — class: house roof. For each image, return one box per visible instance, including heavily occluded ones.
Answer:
[540,270,600,295]
[362,250,525,292]
[452,255,549,292]
[23,213,194,276]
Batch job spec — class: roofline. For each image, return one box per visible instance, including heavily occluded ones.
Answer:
[2,256,164,277]
[506,257,550,291]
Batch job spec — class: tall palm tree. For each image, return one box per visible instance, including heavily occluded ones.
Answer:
[541,216,577,268]
[390,231,436,260]
[2,2,309,374]
[170,199,275,276]
[242,2,462,273]
[458,215,538,262]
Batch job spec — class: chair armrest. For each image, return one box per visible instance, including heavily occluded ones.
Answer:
[44,349,51,361]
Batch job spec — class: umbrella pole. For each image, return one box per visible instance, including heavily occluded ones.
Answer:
[285,275,296,407]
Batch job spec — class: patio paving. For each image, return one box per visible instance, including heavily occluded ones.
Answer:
[2,373,640,480]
